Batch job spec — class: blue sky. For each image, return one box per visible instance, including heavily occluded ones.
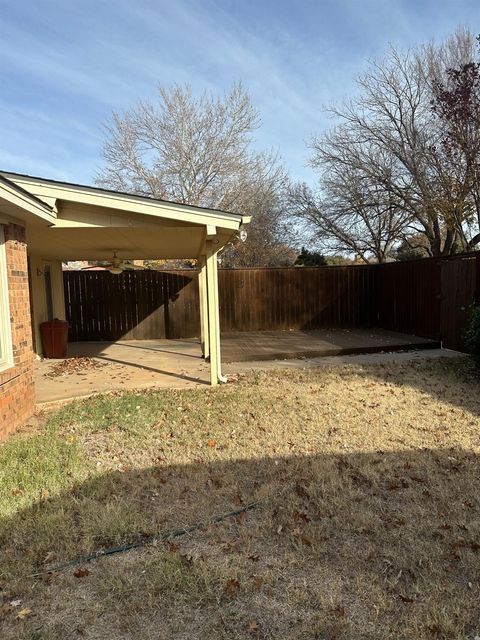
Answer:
[0,0,479,185]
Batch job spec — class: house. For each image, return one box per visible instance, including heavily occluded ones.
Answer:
[0,171,249,439]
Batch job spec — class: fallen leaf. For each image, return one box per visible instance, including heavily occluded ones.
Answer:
[224,578,240,595]
[45,357,109,379]
[295,482,309,499]
[73,567,90,578]
[40,572,55,585]
[253,576,263,590]
[398,593,415,603]
[293,510,311,523]
[207,439,217,448]
[247,619,261,633]
[43,551,56,564]
[234,511,246,524]
[16,608,32,620]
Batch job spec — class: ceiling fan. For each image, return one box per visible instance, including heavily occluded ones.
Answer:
[100,251,144,275]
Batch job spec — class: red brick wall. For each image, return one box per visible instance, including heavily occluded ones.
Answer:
[0,223,35,439]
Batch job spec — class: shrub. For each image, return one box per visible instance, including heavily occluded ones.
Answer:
[464,306,480,367]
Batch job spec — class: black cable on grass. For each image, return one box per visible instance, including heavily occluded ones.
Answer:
[31,500,259,577]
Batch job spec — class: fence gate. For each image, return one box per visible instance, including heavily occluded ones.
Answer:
[440,256,477,351]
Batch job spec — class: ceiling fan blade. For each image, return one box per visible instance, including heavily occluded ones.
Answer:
[82,262,113,270]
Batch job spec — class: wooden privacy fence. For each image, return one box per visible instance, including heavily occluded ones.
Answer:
[63,253,480,351]
[218,266,376,332]
[64,270,199,342]
[64,266,376,342]
[376,258,442,341]
[375,253,480,351]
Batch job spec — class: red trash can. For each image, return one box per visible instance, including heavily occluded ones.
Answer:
[40,319,69,359]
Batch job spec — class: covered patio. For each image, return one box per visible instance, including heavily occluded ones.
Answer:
[1,171,250,388]
[0,171,453,414]
[34,327,441,405]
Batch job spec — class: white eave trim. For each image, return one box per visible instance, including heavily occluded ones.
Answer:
[0,177,55,224]
[1,173,244,231]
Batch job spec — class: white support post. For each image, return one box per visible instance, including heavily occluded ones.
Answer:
[212,247,227,383]
[198,255,209,359]
[205,240,226,386]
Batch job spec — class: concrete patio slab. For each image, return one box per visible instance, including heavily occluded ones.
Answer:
[35,340,210,405]
[221,327,440,362]
[34,328,459,406]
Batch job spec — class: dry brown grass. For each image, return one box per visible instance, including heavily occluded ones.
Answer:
[1,357,480,639]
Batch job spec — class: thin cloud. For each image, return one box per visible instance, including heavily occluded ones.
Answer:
[0,0,479,183]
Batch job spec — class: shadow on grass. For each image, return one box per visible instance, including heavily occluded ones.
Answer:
[349,356,480,417]
[1,445,480,639]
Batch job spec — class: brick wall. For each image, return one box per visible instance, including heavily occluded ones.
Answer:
[0,223,35,439]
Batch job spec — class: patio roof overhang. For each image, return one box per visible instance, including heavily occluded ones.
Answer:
[0,171,250,261]
[0,170,251,386]
[0,174,55,226]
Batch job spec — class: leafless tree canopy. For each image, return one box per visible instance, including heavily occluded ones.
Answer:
[290,27,480,261]
[97,83,295,266]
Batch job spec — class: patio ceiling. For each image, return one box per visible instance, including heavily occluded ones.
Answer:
[27,225,219,261]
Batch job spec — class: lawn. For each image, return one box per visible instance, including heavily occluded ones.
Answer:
[1,358,480,639]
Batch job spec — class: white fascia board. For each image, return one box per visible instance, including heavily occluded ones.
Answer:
[0,179,56,224]
[3,174,243,231]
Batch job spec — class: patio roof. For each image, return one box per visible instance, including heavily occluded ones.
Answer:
[0,171,250,261]
[0,170,250,385]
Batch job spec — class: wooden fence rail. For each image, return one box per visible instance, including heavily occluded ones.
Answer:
[64,253,480,352]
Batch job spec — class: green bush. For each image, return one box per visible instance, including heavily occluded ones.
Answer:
[464,306,480,367]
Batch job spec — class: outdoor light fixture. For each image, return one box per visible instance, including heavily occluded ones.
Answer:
[239,229,248,242]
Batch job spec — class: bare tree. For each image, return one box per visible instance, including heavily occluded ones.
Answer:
[97,83,294,266]
[292,28,480,259]
[221,174,297,267]
[290,142,412,263]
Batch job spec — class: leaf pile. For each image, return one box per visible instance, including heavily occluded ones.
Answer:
[44,357,110,379]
